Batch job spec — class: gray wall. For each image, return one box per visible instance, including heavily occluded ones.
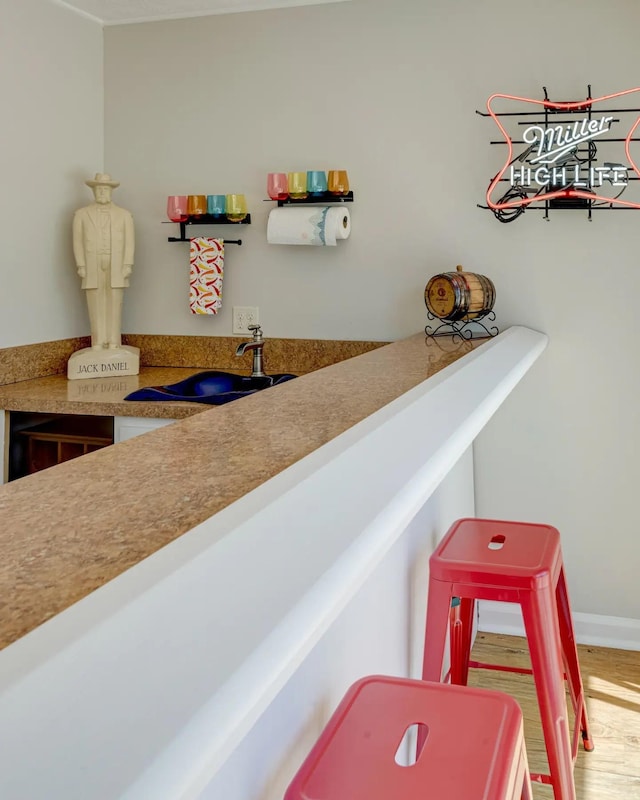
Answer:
[0,0,103,347]
[104,0,640,622]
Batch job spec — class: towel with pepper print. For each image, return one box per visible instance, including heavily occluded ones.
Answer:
[189,237,224,314]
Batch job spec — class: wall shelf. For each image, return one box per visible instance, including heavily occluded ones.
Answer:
[167,215,251,242]
[273,191,354,207]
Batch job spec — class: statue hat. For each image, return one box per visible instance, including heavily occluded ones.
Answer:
[86,172,120,188]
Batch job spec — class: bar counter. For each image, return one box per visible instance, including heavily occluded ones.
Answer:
[0,326,548,800]
[0,332,481,650]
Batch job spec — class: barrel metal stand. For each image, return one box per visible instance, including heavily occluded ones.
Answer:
[425,310,499,341]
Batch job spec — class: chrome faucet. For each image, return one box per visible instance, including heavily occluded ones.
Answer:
[235,324,266,378]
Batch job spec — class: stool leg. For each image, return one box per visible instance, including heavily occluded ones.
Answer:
[422,578,453,683]
[450,598,475,685]
[556,567,594,753]
[419,579,454,757]
[521,586,576,800]
[520,741,534,800]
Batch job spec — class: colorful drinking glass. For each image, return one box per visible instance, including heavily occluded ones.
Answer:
[207,194,226,217]
[288,172,308,200]
[187,194,207,218]
[307,171,327,197]
[167,195,188,222]
[327,170,350,196]
[225,194,248,222]
[267,173,289,201]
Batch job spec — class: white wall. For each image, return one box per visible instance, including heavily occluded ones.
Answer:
[103,0,640,624]
[0,0,103,348]
[200,451,474,800]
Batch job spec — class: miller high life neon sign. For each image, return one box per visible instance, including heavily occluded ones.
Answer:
[483,88,640,220]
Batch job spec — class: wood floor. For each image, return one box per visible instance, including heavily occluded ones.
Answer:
[468,632,640,799]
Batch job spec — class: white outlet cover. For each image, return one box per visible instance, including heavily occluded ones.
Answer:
[232,306,259,335]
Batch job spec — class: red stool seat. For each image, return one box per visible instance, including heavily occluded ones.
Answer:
[284,676,532,800]
[422,518,593,800]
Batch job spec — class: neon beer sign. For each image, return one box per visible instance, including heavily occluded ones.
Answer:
[485,88,640,213]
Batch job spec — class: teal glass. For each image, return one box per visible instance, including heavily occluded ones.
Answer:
[207,194,226,217]
[307,170,327,197]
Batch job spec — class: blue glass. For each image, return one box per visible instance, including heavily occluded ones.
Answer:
[207,194,226,217]
[307,170,327,197]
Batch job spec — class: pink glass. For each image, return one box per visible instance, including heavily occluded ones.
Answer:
[267,172,289,201]
[167,195,188,222]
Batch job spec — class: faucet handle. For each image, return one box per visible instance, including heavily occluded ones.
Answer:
[248,324,263,341]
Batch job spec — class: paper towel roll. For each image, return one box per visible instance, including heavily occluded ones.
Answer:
[267,206,351,246]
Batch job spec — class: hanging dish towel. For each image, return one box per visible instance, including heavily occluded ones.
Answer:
[189,237,224,314]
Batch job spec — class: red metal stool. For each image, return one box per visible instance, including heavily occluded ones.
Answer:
[422,518,594,800]
[284,675,533,800]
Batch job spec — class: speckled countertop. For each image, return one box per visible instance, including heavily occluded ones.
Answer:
[0,333,483,650]
[0,367,216,419]
[0,334,387,419]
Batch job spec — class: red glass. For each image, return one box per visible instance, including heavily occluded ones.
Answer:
[167,195,188,222]
[267,173,289,201]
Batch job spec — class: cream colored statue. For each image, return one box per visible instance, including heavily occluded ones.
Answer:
[73,173,134,349]
[68,173,140,379]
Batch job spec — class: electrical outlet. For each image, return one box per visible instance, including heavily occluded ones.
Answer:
[232,306,259,335]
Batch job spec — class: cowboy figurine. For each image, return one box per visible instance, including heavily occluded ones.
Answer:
[72,173,135,350]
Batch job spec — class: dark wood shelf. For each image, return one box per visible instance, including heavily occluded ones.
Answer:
[19,416,113,476]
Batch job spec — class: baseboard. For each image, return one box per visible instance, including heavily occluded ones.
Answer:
[477,601,640,652]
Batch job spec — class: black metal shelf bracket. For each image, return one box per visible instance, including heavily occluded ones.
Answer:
[167,236,243,244]
[273,191,354,207]
[425,310,499,341]
[167,214,251,242]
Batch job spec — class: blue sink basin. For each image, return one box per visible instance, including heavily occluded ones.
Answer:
[124,370,297,405]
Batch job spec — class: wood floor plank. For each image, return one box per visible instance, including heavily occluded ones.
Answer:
[468,633,640,799]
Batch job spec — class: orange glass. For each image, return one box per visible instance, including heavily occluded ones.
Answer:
[187,194,207,218]
[327,170,350,196]
[288,172,308,200]
[225,194,248,222]
[167,195,188,222]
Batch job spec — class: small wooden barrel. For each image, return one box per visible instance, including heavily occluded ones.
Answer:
[424,265,495,322]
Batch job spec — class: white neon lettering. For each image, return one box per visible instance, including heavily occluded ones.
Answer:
[612,168,627,186]
[523,115,614,165]
[509,162,629,190]
[573,164,588,188]
[592,166,609,187]
[534,167,550,185]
